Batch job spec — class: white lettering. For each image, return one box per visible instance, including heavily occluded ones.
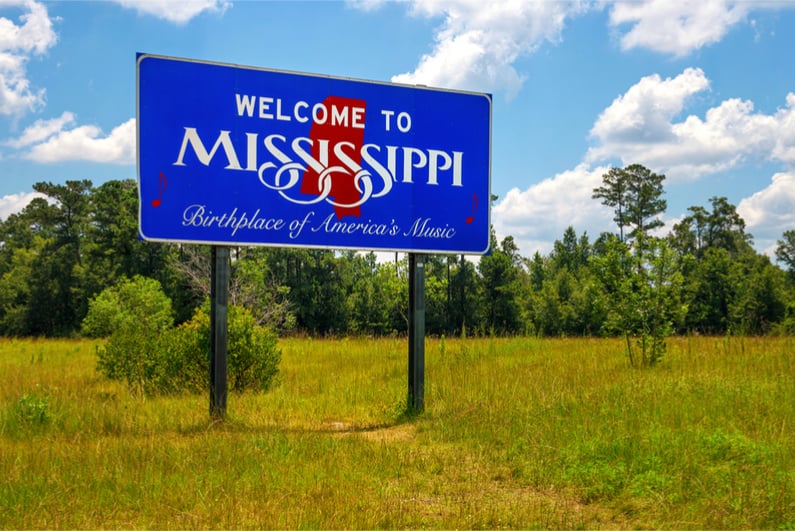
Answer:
[312,103,328,125]
[403,217,456,239]
[402,147,427,183]
[235,94,256,117]
[174,128,242,170]
[294,101,310,123]
[276,99,291,121]
[176,128,468,209]
[397,112,411,132]
[259,96,274,119]
[381,109,395,131]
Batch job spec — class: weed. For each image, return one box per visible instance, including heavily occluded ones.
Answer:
[13,391,51,426]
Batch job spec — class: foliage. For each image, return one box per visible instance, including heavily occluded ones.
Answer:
[86,276,174,396]
[593,164,666,243]
[0,176,792,339]
[172,304,281,392]
[11,391,51,427]
[776,229,795,280]
[82,275,174,338]
[87,278,280,396]
[592,165,683,365]
[591,234,683,366]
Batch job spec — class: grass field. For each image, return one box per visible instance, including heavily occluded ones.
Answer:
[1,335,794,529]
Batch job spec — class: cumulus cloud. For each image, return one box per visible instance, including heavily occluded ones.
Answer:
[607,0,751,57]
[4,110,75,148]
[586,68,793,181]
[738,172,795,244]
[16,117,136,164]
[0,190,44,220]
[493,163,612,255]
[382,0,589,95]
[355,1,795,97]
[111,0,230,24]
[589,67,710,145]
[772,93,795,165]
[607,1,795,57]
[0,0,57,117]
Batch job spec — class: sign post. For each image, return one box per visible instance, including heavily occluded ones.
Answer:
[137,54,491,417]
[210,246,229,419]
[408,254,425,411]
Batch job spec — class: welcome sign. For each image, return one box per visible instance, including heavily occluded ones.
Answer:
[137,54,491,254]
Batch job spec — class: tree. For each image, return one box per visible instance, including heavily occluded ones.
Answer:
[670,205,709,257]
[671,197,752,259]
[728,254,788,335]
[593,167,630,242]
[449,253,478,335]
[776,229,795,280]
[478,233,523,334]
[681,248,733,334]
[82,275,173,338]
[25,180,93,335]
[593,164,666,244]
[705,196,753,255]
[592,235,683,366]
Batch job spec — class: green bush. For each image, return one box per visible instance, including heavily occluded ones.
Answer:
[82,275,173,338]
[173,305,281,392]
[85,277,280,396]
[85,276,174,396]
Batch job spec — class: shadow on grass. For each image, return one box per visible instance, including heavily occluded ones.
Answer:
[175,401,424,439]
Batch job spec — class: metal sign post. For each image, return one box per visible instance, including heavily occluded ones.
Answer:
[408,253,425,412]
[210,246,229,419]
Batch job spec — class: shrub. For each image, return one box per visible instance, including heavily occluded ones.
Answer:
[171,304,281,393]
[86,275,280,396]
[85,276,174,397]
[82,275,173,338]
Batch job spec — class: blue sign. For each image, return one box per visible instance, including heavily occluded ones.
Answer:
[137,54,491,254]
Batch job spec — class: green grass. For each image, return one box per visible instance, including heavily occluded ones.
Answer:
[1,335,794,529]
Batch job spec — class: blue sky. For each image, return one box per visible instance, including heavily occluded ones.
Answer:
[2,0,795,258]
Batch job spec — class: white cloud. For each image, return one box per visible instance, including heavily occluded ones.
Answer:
[493,163,612,256]
[586,68,792,182]
[4,110,74,148]
[589,67,710,145]
[0,190,43,220]
[607,0,751,57]
[112,0,230,24]
[0,0,57,117]
[772,93,795,165]
[737,171,795,259]
[22,117,136,164]
[383,0,589,95]
[738,172,795,241]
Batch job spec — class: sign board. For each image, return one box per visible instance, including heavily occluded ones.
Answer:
[137,54,491,254]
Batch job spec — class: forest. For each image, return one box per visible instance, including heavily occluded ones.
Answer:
[0,166,794,339]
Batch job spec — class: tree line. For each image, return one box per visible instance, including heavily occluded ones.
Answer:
[0,168,794,339]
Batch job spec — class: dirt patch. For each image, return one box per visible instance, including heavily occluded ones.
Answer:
[322,421,417,443]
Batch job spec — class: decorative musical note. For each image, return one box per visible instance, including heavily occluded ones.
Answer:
[465,193,478,224]
[151,172,167,207]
